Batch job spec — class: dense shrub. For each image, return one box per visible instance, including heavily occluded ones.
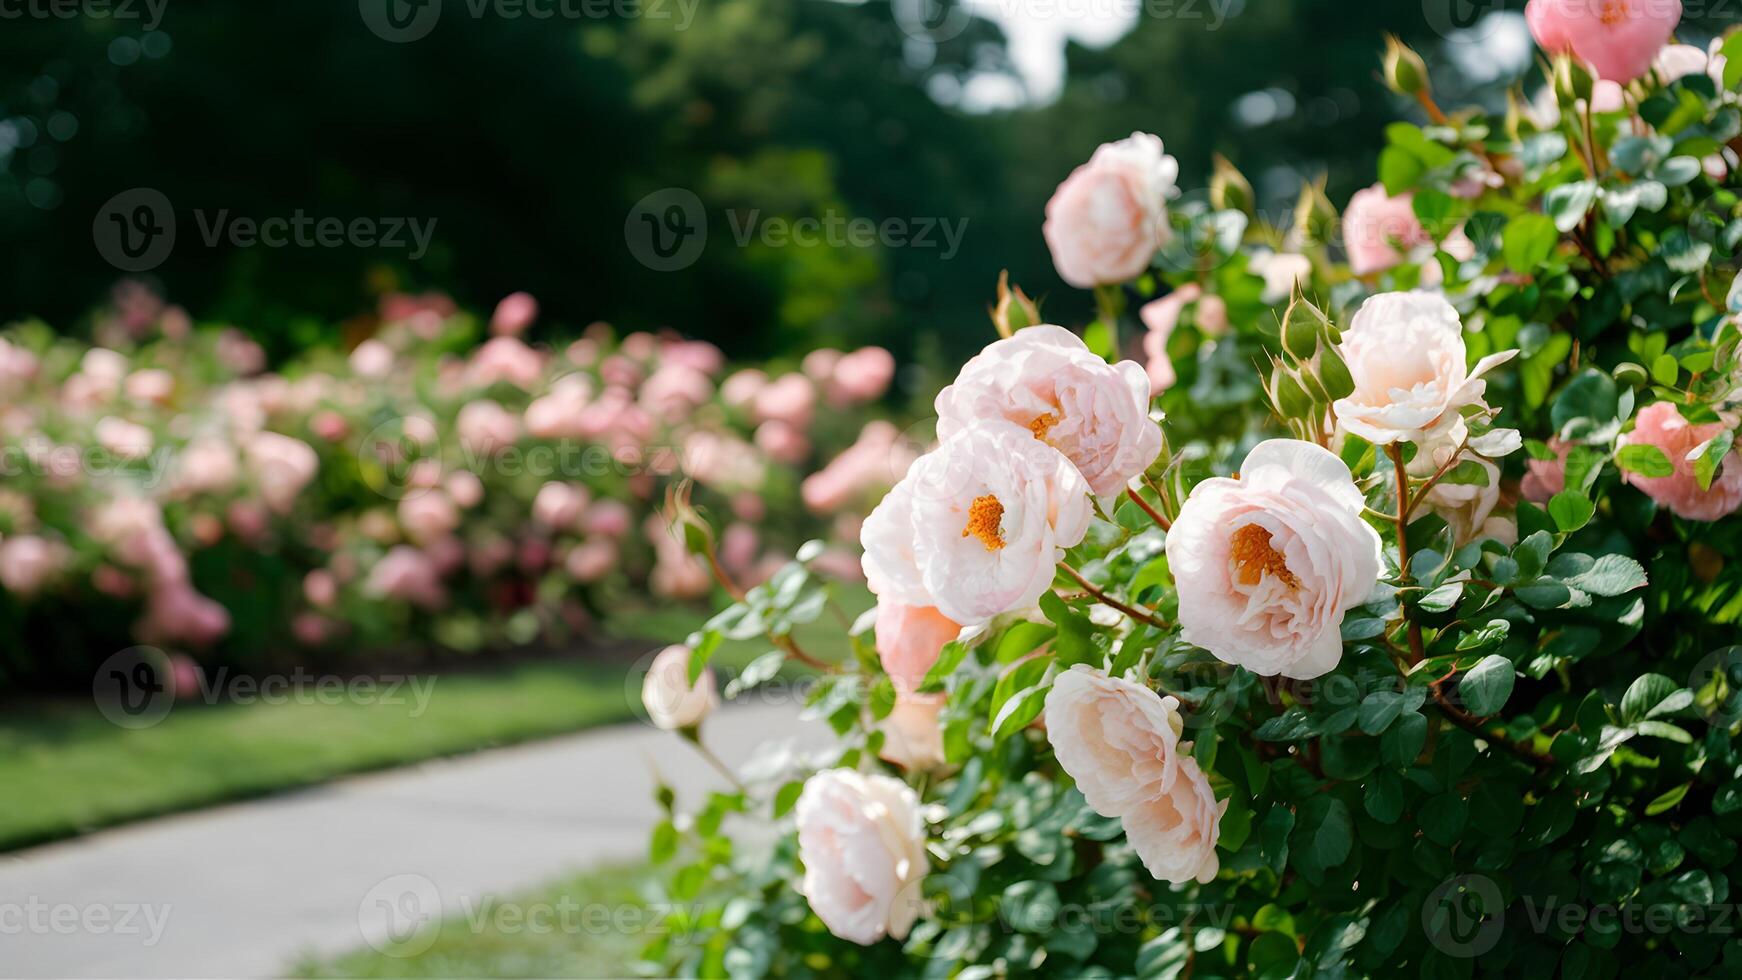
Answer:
[641,11,1742,978]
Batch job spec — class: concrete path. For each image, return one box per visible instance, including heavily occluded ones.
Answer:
[0,702,823,979]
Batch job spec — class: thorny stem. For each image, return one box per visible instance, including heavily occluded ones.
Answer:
[1125,486,1172,531]
[1058,562,1171,631]
[1387,444,1428,664]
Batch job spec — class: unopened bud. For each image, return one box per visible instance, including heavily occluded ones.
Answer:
[1383,34,1430,97]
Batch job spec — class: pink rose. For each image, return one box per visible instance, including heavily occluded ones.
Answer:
[660,338,725,376]
[532,482,589,530]
[95,417,153,460]
[445,470,484,509]
[1139,285,1196,395]
[1043,132,1178,288]
[754,420,810,465]
[398,490,460,544]
[874,601,962,694]
[640,644,717,730]
[1124,754,1224,885]
[525,374,594,439]
[140,582,232,648]
[367,546,446,610]
[1522,438,1573,503]
[1166,440,1382,679]
[827,347,897,405]
[1331,292,1515,448]
[878,694,947,771]
[243,432,319,514]
[0,535,65,596]
[1527,0,1681,82]
[1250,251,1313,304]
[174,438,240,497]
[1422,455,1516,546]
[640,364,714,423]
[350,340,395,378]
[125,369,174,405]
[1619,401,1742,521]
[304,569,338,608]
[753,373,817,428]
[1342,184,1431,276]
[564,540,617,583]
[794,769,929,946]
[861,419,1091,626]
[720,369,768,410]
[467,336,545,390]
[456,400,520,456]
[936,325,1161,498]
[581,499,633,538]
[490,291,539,337]
[802,421,918,515]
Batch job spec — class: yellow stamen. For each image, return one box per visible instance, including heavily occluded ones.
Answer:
[961,494,1006,551]
[1028,412,1061,441]
[1230,524,1299,589]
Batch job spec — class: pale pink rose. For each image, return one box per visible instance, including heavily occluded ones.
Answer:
[682,431,767,492]
[1125,755,1224,885]
[621,331,658,361]
[661,338,725,376]
[1044,664,1186,815]
[754,420,811,465]
[937,325,1161,498]
[599,354,644,390]
[367,545,445,610]
[875,601,962,694]
[1343,184,1431,276]
[1522,438,1573,504]
[304,569,339,608]
[794,769,929,946]
[1043,132,1178,288]
[532,482,589,530]
[227,500,271,543]
[0,337,40,391]
[878,694,947,771]
[490,291,539,337]
[802,348,844,383]
[1250,251,1313,304]
[216,330,266,375]
[467,336,545,390]
[174,438,240,497]
[640,645,717,730]
[95,417,153,460]
[139,581,232,648]
[1422,455,1512,545]
[310,410,349,442]
[398,490,460,544]
[719,523,760,576]
[350,339,395,378]
[564,539,618,583]
[828,347,897,405]
[524,374,595,439]
[753,373,817,428]
[566,338,600,368]
[1140,285,1196,395]
[581,499,633,538]
[803,421,919,515]
[243,432,319,514]
[125,369,175,405]
[1331,291,1515,447]
[1527,0,1681,82]
[445,470,485,509]
[0,535,65,595]
[861,420,1092,626]
[456,400,520,456]
[1619,401,1742,521]
[640,364,714,423]
[1166,440,1382,679]
[720,369,768,411]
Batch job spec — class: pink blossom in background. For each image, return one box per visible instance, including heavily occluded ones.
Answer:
[292,612,333,646]
[467,336,545,390]
[173,438,240,497]
[681,430,767,493]
[565,338,600,368]
[215,330,267,376]
[640,364,715,423]
[803,421,918,515]
[425,534,465,575]
[456,400,521,456]
[399,490,461,544]
[719,523,760,577]
[1526,0,1681,82]
[753,373,817,429]
[1522,438,1573,503]
[600,354,646,390]
[620,332,658,361]
[468,534,514,577]
[812,547,866,584]
[350,340,396,378]
[445,471,484,509]
[731,491,767,523]
[827,347,896,405]
[379,291,456,325]
[720,369,768,411]
[490,291,539,337]
[95,417,153,460]
[0,535,65,596]
[802,348,844,383]
[140,582,232,648]
[93,564,136,599]
[525,374,595,439]
[533,482,590,530]
[309,410,350,442]
[646,515,712,600]
[304,569,338,608]
[125,369,175,405]
[564,540,618,583]
[1619,401,1742,521]
[226,500,271,544]
[0,337,39,390]
[168,653,202,698]
[1343,184,1431,276]
[367,545,446,610]
[754,420,811,465]
[580,499,633,538]
[1140,284,1200,394]
[878,694,947,771]
[660,338,725,376]
[243,432,319,514]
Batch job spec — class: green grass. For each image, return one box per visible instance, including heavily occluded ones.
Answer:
[292,863,656,979]
[0,587,869,852]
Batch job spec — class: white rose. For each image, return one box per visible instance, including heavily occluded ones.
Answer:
[1166,440,1382,679]
[794,769,930,946]
[1331,291,1515,448]
[1125,755,1225,885]
[640,645,718,730]
[861,420,1092,627]
[934,325,1161,498]
[1042,132,1178,288]
[1044,664,1185,815]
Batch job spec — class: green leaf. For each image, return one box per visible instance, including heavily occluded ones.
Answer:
[1692,430,1735,491]
[1615,443,1674,478]
[1548,491,1595,532]
[1564,554,1648,596]
[1460,655,1515,716]
[1358,690,1408,735]
[1383,711,1428,767]
[920,641,970,691]
[1364,771,1403,823]
[1620,674,1682,724]
[650,819,679,863]
[1503,212,1558,274]
[1289,796,1353,880]
[1645,783,1691,815]
[1544,180,1598,233]
[1001,880,1061,934]
[772,779,804,818]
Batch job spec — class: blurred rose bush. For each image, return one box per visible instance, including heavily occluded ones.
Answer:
[0,287,910,685]
[640,9,1742,978]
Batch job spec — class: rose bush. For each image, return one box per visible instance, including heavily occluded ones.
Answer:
[0,287,905,687]
[641,12,1742,978]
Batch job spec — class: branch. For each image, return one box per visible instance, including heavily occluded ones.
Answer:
[1428,684,1555,770]
[1058,562,1170,631]
[1387,444,1427,664]
[1125,486,1172,531]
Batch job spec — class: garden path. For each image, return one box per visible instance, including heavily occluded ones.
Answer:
[0,700,820,978]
